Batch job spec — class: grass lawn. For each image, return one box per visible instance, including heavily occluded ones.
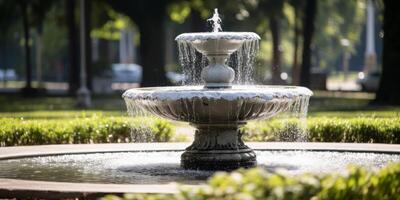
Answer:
[0,110,127,120]
[0,94,126,112]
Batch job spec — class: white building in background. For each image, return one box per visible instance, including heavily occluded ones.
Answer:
[364,0,377,74]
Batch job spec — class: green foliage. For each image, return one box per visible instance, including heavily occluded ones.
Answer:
[243,117,400,143]
[167,2,191,24]
[103,162,400,200]
[0,117,173,146]
[91,6,137,41]
[129,117,174,143]
[152,119,174,142]
[308,118,400,143]
[314,0,366,69]
[41,1,67,63]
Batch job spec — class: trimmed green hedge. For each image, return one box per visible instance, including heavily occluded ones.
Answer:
[2,116,400,146]
[243,118,400,143]
[0,117,173,146]
[103,162,400,200]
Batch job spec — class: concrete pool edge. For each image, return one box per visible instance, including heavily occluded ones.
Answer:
[0,178,184,199]
[0,142,399,199]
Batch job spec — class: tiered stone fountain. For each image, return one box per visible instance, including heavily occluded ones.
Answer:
[123,9,312,170]
[0,9,399,199]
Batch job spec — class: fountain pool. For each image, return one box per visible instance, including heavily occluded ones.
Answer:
[1,151,399,184]
[0,143,399,198]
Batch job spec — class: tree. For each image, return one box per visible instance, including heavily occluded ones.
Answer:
[1,0,54,94]
[30,0,53,91]
[268,10,283,84]
[0,0,18,86]
[312,0,365,72]
[259,0,285,84]
[375,0,400,104]
[18,0,34,93]
[107,0,170,87]
[289,0,304,85]
[66,0,79,95]
[83,0,92,90]
[299,0,317,87]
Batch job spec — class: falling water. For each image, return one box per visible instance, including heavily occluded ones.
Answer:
[228,40,259,84]
[276,96,310,142]
[177,38,259,85]
[177,8,259,85]
[124,99,157,143]
[177,41,206,85]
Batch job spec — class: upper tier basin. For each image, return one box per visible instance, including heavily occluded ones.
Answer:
[123,85,312,124]
[175,32,260,56]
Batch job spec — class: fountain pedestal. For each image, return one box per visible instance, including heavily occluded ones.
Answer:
[181,123,256,170]
[201,55,235,88]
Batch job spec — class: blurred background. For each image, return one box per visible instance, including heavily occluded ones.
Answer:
[0,0,399,109]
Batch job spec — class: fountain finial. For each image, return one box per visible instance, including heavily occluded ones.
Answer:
[207,8,222,32]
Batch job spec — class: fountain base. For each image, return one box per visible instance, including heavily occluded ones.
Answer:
[181,123,257,170]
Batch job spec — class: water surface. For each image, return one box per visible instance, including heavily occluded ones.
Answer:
[0,150,398,184]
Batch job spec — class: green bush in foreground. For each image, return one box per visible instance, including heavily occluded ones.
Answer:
[0,117,173,146]
[103,162,400,200]
[243,117,400,143]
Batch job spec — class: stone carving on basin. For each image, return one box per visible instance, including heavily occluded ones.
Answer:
[123,9,312,170]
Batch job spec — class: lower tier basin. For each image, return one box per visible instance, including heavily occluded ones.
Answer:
[123,86,312,170]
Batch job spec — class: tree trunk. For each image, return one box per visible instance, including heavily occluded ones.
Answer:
[269,15,282,84]
[107,0,169,87]
[84,0,92,90]
[66,0,79,95]
[300,0,317,87]
[21,0,32,90]
[375,0,400,104]
[292,6,300,85]
[138,12,169,86]
[35,23,44,89]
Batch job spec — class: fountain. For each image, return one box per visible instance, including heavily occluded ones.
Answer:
[123,9,312,170]
[0,9,399,199]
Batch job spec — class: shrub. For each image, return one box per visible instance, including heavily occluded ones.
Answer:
[243,117,400,143]
[0,117,174,146]
[152,119,174,142]
[129,118,174,143]
[103,162,400,200]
